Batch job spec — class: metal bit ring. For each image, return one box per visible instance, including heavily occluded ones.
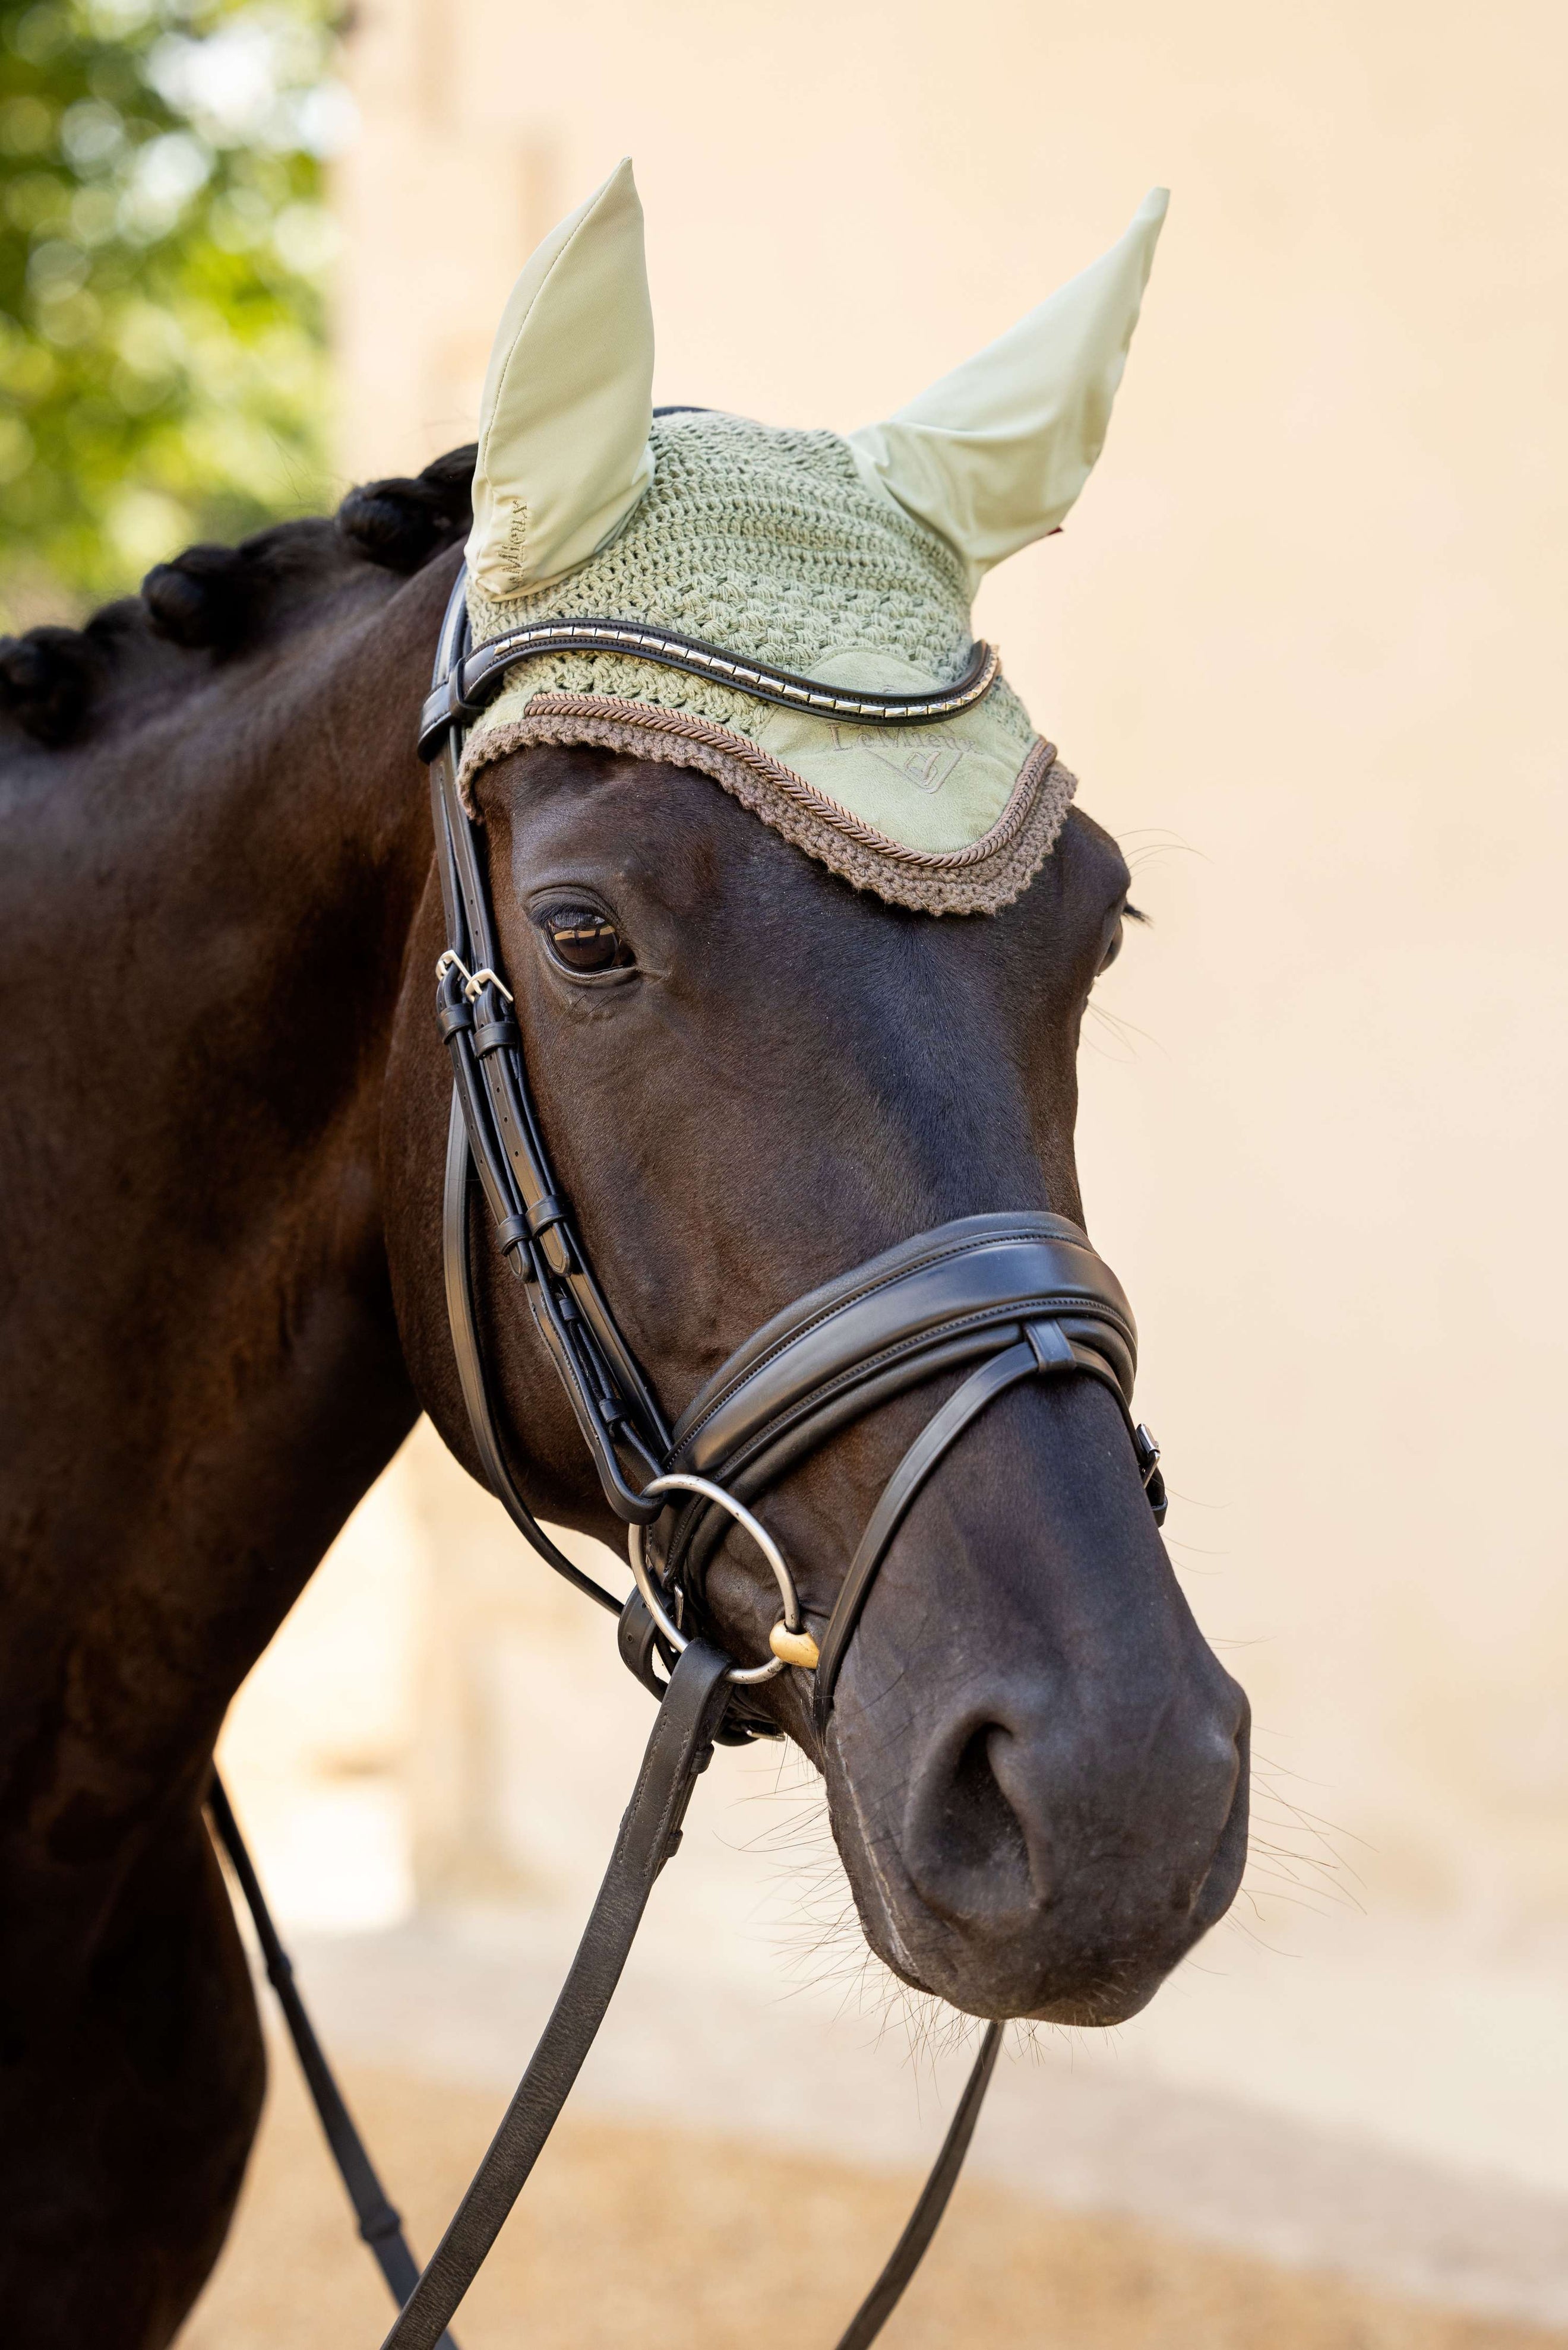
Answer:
[627,1472,804,1685]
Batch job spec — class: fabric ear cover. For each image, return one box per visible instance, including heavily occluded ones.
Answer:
[466,157,656,597]
[847,188,1168,586]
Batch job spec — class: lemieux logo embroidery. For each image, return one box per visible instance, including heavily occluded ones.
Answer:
[826,725,967,796]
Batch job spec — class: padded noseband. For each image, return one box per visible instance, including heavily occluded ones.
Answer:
[656,1212,1163,1729]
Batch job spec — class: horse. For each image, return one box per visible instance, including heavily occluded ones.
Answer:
[0,425,1248,2342]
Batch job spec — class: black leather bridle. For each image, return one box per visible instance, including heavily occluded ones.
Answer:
[211,561,1166,2350]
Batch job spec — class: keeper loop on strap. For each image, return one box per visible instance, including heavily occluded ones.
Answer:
[1025,1317,1077,1371]
[361,2201,406,2246]
[418,660,493,761]
[471,1016,519,1058]
[525,1193,569,1238]
[495,1213,531,1254]
[617,1588,675,1701]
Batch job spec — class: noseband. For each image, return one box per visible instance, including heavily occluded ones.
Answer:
[652,1212,1164,1729]
[216,562,1166,2350]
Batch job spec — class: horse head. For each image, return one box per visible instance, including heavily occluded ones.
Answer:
[382,162,1248,2029]
[0,156,1249,2347]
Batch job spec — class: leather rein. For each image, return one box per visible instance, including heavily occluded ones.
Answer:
[210,562,1166,2350]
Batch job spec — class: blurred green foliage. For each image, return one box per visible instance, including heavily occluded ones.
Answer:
[0,0,344,621]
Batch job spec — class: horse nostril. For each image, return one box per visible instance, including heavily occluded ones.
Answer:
[947,1726,1030,1881]
[902,1685,1247,1951]
[905,1719,1044,1927]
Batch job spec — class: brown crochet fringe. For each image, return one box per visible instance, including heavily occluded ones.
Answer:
[459,694,1076,915]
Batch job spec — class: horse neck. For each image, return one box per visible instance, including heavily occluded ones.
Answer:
[0,551,457,1834]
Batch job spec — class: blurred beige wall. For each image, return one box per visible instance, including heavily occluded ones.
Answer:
[324,0,1567,1938]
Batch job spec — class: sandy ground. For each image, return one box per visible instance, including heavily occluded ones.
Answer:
[182,2058,1568,2350]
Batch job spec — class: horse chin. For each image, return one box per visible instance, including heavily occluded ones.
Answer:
[833,1821,1250,2028]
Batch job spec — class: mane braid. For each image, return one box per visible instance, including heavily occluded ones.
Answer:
[0,441,477,751]
[2,517,353,749]
[336,443,476,575]
[0,604,142,749]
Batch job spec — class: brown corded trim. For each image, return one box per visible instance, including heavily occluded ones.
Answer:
[459,697,1075,916]
[521,694,1052,867]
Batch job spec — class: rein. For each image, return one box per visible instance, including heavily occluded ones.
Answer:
[211,563,1166,2349]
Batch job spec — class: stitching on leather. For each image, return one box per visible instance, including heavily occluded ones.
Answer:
[674,1287,1134,1463]
[671,1229,1050,1446]
[710,1308,1131,1469]
[672,1231,1120,1450]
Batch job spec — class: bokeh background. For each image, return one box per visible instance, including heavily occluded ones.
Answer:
[6,1,1566,2343]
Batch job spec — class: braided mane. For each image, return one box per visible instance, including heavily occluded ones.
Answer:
[0,445,476,749]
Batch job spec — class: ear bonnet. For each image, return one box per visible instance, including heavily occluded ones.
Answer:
[460,159,1167,915]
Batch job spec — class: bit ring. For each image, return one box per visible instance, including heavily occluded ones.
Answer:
[627,1473,808,1685]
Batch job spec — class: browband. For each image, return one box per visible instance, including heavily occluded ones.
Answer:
[418,624,1001,761]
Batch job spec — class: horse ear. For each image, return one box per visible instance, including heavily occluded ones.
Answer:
[466,157,655,597]
[847,189,1169,586]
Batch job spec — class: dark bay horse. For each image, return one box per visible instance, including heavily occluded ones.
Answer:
[0,455,1248,2346]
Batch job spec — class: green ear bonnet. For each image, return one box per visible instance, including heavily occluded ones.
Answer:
[459,162,1166,916]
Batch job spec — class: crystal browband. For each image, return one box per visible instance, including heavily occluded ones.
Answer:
[417,619,1001,761]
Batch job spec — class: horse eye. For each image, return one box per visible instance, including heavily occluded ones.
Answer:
[1097,917,1125,975]
[540,906,634,975]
